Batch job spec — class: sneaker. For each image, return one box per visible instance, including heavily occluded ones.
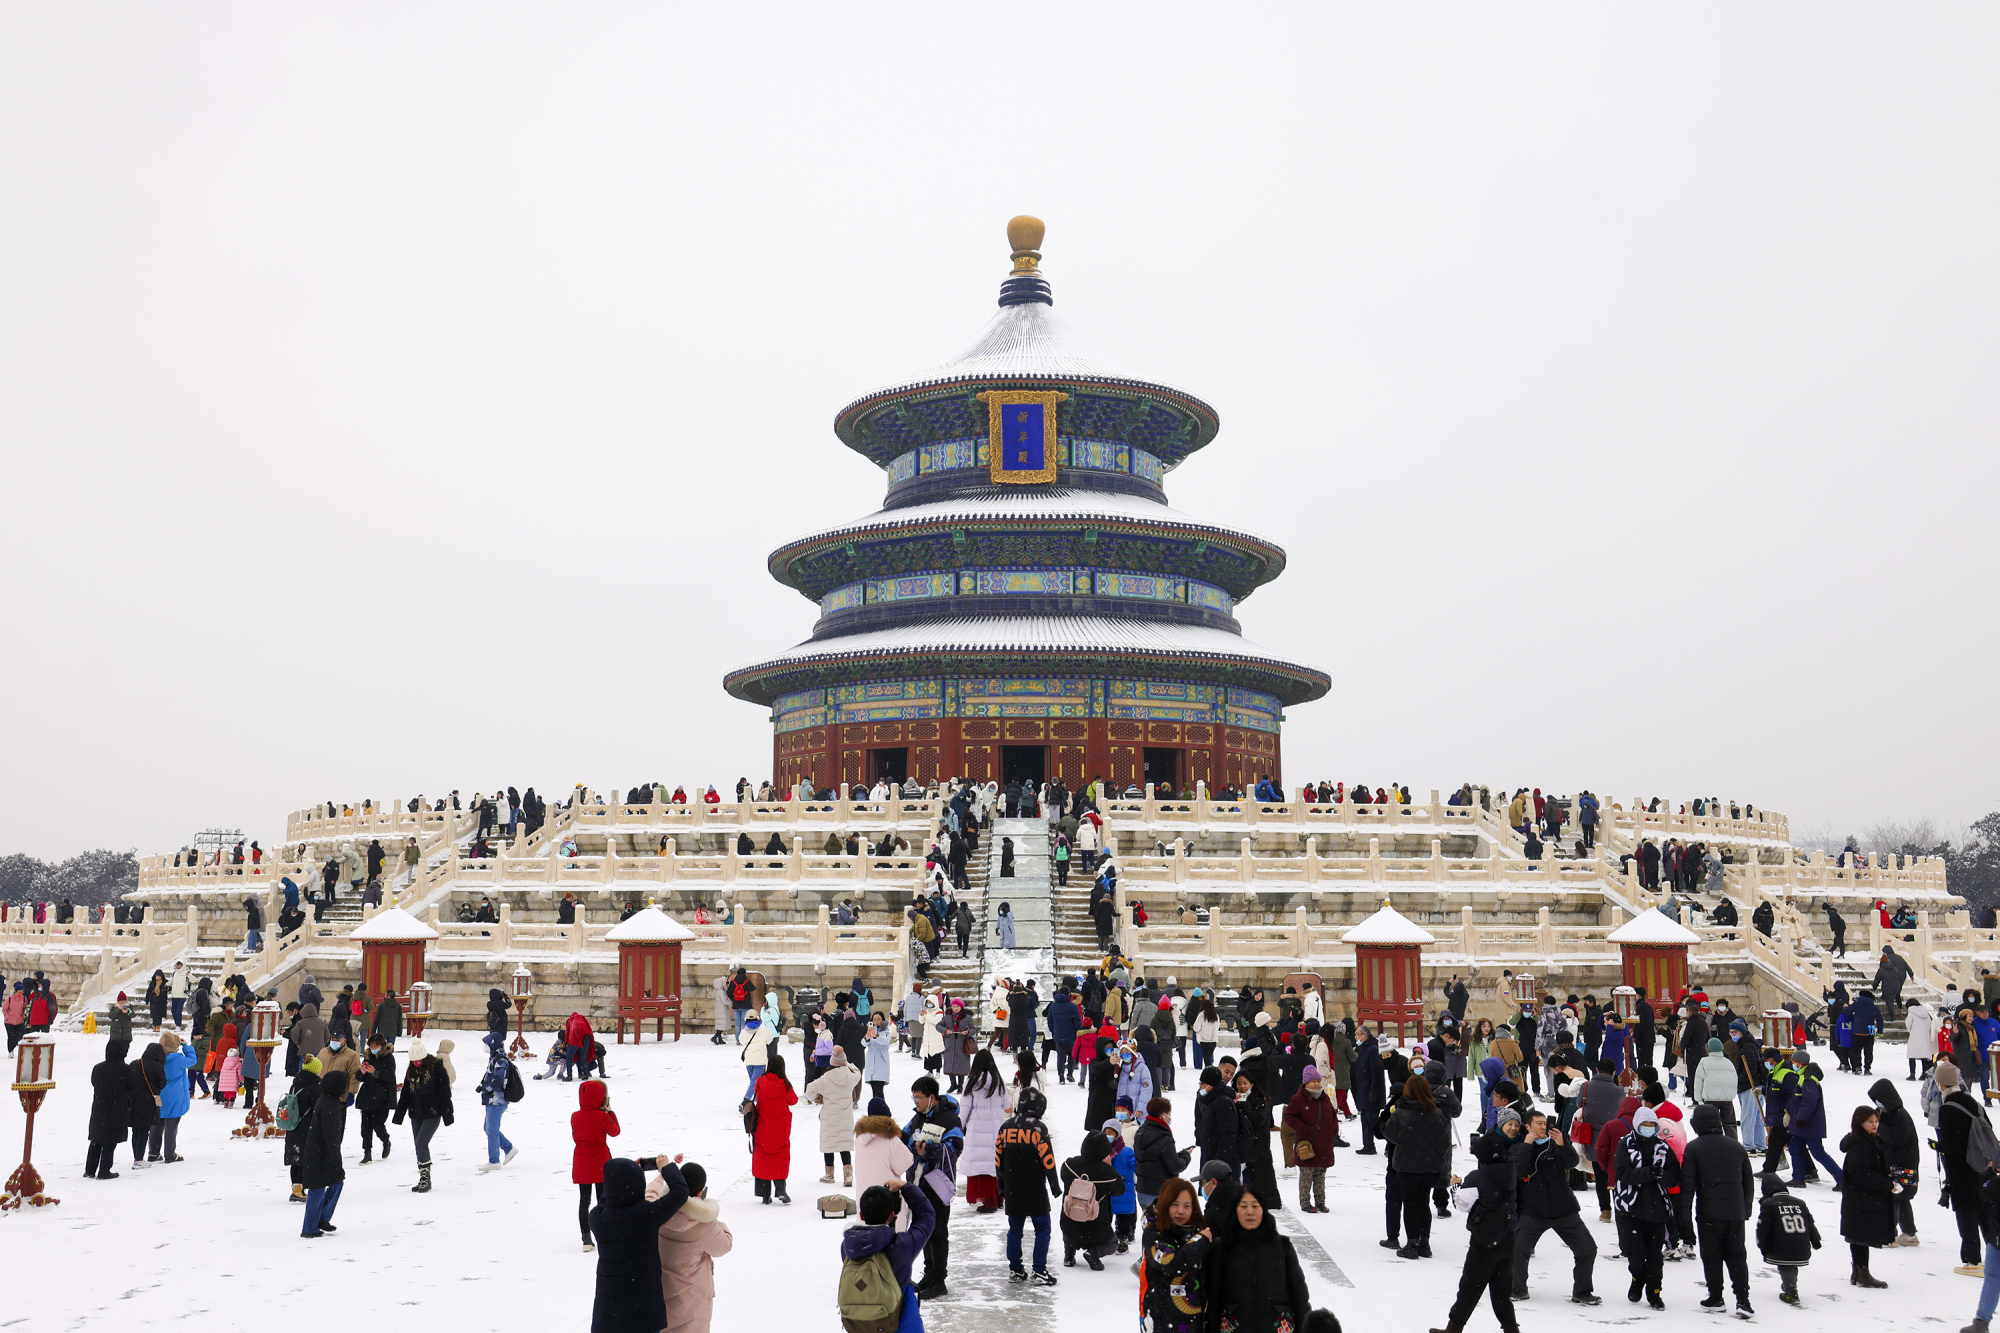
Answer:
[1957,1264,1985,1277]
[1702,1295,1727,1312]
[1571,1293,1602,1306]
[1894,1235,1919,1246]
[1778,1292,1801,1307]
[503,1147,519,1165]
[96,1172,121,1180]
[165,1155,184,1164]
[319,1222,338,1234]
[582,1242,596,1253]
[1030,1270,1057,1287]
[1379,1238,1402,1250]
[1511,1291,1529,1302]
[1735,1301,1754,1320]
[1008,1269,1027,1284]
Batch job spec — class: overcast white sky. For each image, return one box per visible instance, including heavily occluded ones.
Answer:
[2,7,1996,859]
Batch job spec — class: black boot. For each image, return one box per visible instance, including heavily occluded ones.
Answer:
[411,1162,432,1193]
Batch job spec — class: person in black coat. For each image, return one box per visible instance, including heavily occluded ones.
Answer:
[127,1041,163,1165]
[1753,1175,1821,1306]
[1204,1182,1311,1333]
[1509,1108,1599,1303]
[1433,1119,1520,1332]
[1133,1098,1192,1203]
[485,987,511,1037]
[590,1155,690,1333]
[284,1061,323,1202]
[1838,1106,1900,1287]
[1084,1037,1119,1135]
[1680,1103,1756,1315]
[1233,1073,1281,1212]
[1195,1067,1240,1172]
[300,1070,349,1237]
[1058,1133,1125,1268]
[355,1032,398,1163]
[1867,1077,1921,1243]
[87,1038,133,1178]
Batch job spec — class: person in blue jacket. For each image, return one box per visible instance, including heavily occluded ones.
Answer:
[142,1028,198,1163]
[1103,1116,1139,1250]
[1784,1062,1844,1187]
[1044,988,1085,1084]
[842,1180,938,1333]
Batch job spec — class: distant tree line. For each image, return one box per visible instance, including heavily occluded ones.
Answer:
[0,849,139,909]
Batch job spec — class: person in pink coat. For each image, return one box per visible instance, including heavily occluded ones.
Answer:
[648,1161,733,1333]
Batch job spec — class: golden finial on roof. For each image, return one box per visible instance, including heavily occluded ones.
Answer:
[1008,215,1045,275]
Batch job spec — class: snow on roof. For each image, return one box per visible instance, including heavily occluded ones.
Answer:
[849,300,1207,410]
[1606,908,1702,945]
[737,615,1310,671]
[605,906,697,943]
[1340,902,1436,946]
[348,906,439,941]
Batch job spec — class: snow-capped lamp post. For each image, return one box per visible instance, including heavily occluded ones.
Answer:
[509,965,534,1058]
[1611,986,1639,1023]
[1,1034,58,1210]
[406,980,434,1038]
[233,1001,284,1140]
[1987,1043,2000,1107]
[1761,1010,1792,1053]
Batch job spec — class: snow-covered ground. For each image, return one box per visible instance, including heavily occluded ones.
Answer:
[0,1028,1976,1332]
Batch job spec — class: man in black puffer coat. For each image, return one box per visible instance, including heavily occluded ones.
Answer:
[1868,1077,1922,1244]
[1510,1108,1599,1304]
[1432,1114,1521,1333]
[589,1156,689,1333]
[1680,1102,1756,1317]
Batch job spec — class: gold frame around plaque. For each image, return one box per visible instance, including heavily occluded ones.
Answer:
[978,390,1066,484]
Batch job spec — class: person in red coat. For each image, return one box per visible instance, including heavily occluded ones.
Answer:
[751,1051,797,1204]
[565,1011,599,1082]
[573,1079,621,1250]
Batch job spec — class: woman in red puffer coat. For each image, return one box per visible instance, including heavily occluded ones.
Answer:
[572,1079,621,1250]
[751,1051,797,1204]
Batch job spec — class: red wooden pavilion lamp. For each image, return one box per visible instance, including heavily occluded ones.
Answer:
[1761,1009,1793,1052]
[1,1034,57,1210]
[348,907,438,1018]
[1342,901,1435,1044]
[607,905,695,1043]
[1606,908,1701,1004]
[406,981,434,1038]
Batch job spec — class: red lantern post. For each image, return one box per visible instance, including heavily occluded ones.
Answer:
[607,906,696,1043]
[1343,903,1436,1044]
[234,1000,285,1140]
[1,1035,58,1210]
[1761,1009,1793,1052]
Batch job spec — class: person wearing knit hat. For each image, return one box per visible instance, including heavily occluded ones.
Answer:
[393,1040,451,1194]
[1284,1063,1337,1212]
[1692,1036,1741,1140]
[1616,1106,1678,1309]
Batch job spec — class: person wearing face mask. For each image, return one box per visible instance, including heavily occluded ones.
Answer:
[315,1034,362,1106]
[1613,1107,1681,1309]
[1104,1116,1140,1250]
[1427,1110,1522,1333]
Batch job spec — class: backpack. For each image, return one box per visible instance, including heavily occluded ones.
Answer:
[274,1092,302,1133]
[1964,1105,2000,1176]
[836,1251,902,1333]
[1062,1167,1101,1223]
[503,1060,525,1104]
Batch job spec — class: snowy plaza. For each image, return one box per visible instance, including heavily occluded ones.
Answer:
[0,1022,1974,1332]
